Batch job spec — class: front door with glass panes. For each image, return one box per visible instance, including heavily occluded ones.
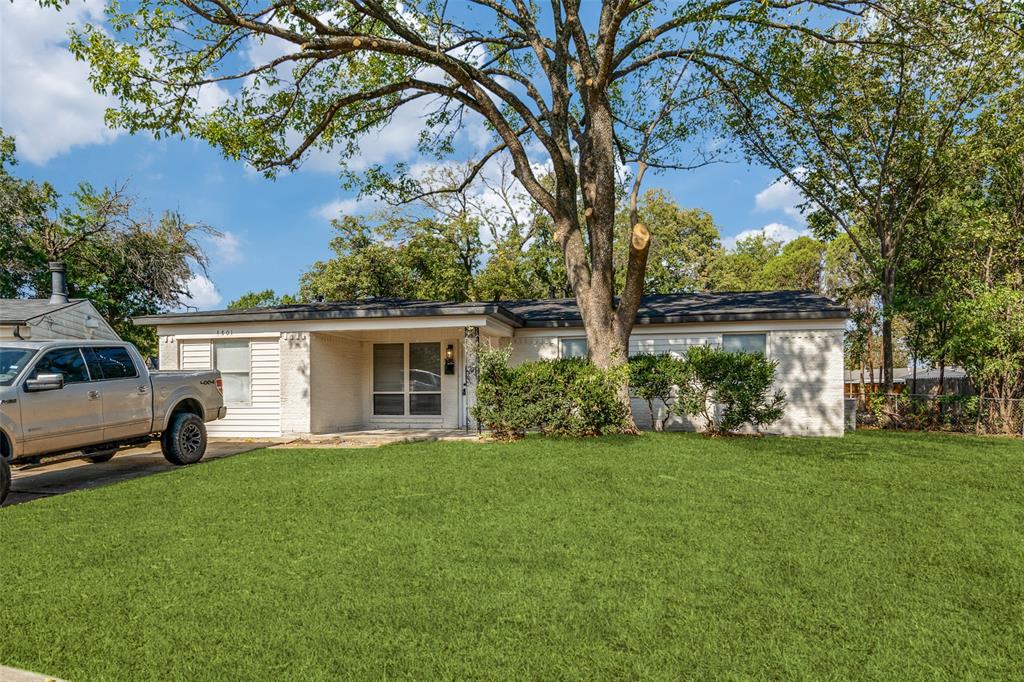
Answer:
[372,342,443,417]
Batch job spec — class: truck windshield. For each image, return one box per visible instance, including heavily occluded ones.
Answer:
[0,348,37,386]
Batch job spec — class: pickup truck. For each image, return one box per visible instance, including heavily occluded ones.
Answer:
[0,340,226,504]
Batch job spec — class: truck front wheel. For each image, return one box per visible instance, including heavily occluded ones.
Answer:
[1,457,10,506]
[161,412,208,465]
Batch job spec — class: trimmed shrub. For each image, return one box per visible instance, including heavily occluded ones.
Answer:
[679,346,786,434]
[628,353,686,430]
[472,349,631,440]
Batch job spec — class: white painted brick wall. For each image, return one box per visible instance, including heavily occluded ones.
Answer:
[279,332,311,436]
[508,326,846,437]
[158,336,179,370]
[310,333,365,432]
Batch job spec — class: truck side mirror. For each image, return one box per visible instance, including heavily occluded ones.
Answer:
[25,373,65,392]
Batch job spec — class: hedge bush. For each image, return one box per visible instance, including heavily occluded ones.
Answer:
[628,353,686,430]
[679,345,786,434]
[474,345,786,439]
[472,349,631,440]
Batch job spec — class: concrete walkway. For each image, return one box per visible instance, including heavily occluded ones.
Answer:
[0,664,65,681]
[2,440,276,508]
[273,428,480,448]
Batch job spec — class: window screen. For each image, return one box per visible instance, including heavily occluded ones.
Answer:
[93,346,138,379]
[722,334,767,355]
[373,394,405,415]
[410,394,441,415]
[560,338,588,359]
[215,340,251,404]
[373,344,405,415]
[409,343,441,415]
[29,348,89,383]
[409,343,441,392]
[373,344,404,392]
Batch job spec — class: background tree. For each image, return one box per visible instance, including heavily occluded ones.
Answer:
[722,2,1016,389]
[614,189,720,294]
[298,215,417,301]
[228,289,299,309]
[1,130,214,354]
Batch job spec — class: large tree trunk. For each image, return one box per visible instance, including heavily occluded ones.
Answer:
[879,258,897,392]
[546,94,648,432]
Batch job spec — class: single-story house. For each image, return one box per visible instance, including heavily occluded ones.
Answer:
[843,368,909,397]
[904,366,974,396]
[0,262,119,342]
[0,299,119,341]
[135,290,849,438]
[843,366,974,397]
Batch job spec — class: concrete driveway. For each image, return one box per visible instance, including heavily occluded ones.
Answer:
[2,440,277,508]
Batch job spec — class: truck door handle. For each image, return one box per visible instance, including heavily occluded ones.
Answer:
[87,390,100,400]
[137,386,149,394]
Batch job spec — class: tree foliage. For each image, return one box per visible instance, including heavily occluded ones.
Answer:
[0,130,214,354]
[65,0,919,381]
[724,0,1020,388]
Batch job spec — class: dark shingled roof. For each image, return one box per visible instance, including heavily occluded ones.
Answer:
[135,291,847,327]
[502,291,848,327]
[0,299,86,325]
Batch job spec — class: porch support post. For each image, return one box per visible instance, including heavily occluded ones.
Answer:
[464,326,480,431]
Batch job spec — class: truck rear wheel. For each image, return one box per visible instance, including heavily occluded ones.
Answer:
[161,412,207,466]
[1,457,10,506]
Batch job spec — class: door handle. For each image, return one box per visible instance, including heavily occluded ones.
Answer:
[87,390,100,400]
[137,386,149,394]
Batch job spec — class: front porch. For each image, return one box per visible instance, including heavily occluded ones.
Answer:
[296,322,507,437]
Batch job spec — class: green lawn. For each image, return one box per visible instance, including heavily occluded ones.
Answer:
[1,432,1023,680]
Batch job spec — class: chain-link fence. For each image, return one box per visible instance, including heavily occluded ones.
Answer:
[856,393,1024,436]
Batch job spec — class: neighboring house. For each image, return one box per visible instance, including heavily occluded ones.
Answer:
[843,368,909,397]
[0,264,118,341]
[904,366,974,396]
[843,366,974,397]
[135,290,849,438]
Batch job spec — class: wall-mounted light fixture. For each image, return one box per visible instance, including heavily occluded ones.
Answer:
[444,343,456,375]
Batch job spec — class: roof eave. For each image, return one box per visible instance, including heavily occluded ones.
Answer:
[135,305,524,328]
[522,309,850,327]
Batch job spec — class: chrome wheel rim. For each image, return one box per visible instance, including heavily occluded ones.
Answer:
[180,423,202,457]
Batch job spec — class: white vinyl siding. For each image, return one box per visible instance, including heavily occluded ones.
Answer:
[180,338,282,437]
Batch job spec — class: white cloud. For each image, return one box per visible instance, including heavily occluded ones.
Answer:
[210,231,244,265]
[723,222,808,251]
[0,0,120,164]
[755,170,807,225]
[181,274,223,310]
[195,82,230,115]
[314,196,378,221]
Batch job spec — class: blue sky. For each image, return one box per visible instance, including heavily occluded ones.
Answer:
[0,0,807,310]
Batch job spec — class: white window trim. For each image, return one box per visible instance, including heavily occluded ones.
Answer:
[372,342,443,417]
[720,332,769,358]
[558,337,588,359]
[213,339,252,406]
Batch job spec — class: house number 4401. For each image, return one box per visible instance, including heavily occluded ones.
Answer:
[216,330,234,336]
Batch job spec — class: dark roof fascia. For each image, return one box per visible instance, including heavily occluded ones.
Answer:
[521,308,850,328]
[134,304,524,328]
